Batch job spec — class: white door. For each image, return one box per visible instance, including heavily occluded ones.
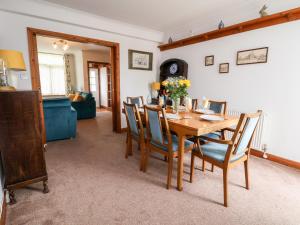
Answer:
[89,68,100,107]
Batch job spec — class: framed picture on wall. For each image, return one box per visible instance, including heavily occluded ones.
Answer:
[236,47,268,65]
[219,63,229,73]
[128,49,153,71]
[205,55,214,66]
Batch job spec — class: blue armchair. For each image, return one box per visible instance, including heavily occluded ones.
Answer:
[43,97,77,142]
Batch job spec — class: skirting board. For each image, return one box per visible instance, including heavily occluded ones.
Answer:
[121,128,127,133]
[251,149,300,170]
[0,191,6,225]
[118,129,299,170]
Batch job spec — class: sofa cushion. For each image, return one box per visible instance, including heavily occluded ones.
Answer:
[68,94,76,101]
[73,93,84,102]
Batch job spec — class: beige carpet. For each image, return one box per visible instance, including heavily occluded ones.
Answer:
[7,112,300,225]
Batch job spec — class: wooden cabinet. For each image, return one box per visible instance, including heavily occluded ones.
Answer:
[0,91,49,204]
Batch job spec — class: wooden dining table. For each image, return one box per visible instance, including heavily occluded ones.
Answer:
[124,107,240,191]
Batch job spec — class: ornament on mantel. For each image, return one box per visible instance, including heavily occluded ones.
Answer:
[259,4,268,17]
[218,20,225,30]
[168,37,173,44]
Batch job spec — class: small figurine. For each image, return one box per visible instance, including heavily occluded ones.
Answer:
[259,5,268,17]
[218,20,224,30]
[168,37,173,44]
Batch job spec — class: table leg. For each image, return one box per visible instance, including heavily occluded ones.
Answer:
[177,134,185,191]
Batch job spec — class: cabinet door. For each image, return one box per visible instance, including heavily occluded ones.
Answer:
[0,91,47,186]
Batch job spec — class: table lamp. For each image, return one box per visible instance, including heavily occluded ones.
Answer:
[0,50,26,91]
[151,82,160,98]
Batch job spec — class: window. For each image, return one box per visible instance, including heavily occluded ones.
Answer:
[38,53,66,96]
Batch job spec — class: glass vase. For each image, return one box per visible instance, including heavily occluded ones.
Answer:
[172,98,180,114]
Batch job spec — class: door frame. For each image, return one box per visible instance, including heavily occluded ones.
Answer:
[27,27,121,144]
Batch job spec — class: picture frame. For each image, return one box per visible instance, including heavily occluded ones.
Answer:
[219,63,229,73]
[128,49,153,71]
[205,55,214,66]
[236,47,268,65]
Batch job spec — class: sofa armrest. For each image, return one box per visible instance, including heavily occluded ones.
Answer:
[69,107,77,138]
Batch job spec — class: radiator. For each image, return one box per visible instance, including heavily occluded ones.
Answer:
[226,110,264,150]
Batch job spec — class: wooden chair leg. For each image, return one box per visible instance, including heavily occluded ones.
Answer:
[167,154,173,189]
[202,160,206,172]
[143,146,150,172]
[190,152,195,183]
[128,136,133,156]
[125,133,131,158]
[211,164,214,172]
[244,160,249,190]
[223,168,228,207]
[139,141,146,171]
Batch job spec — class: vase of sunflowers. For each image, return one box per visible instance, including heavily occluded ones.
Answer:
[161,76,191,113]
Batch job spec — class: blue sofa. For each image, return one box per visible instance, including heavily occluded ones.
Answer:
[43,97,77,142]
[71,92,96,120]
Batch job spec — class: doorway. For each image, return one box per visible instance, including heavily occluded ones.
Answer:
[27,28,121,144]
[87,61,112,111]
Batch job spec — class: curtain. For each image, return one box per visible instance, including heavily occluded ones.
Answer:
[63,54,76,94]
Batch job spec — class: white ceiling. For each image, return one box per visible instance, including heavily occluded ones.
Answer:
[42,0,300,32]
[37,36,110,54]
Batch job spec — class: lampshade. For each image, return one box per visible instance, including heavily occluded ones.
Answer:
[151,82,160,90]
[0,50,26,71]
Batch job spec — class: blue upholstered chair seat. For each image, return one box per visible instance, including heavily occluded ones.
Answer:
[200,142,245,162]
[200,132,221,140]
[151,135,193,152]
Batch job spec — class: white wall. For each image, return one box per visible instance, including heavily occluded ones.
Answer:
[160,20,300,162]
[0,2,161,128]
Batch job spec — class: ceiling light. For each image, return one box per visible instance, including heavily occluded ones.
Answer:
[52,42,58,49]
[62,42,69,51]
[52,40,70,51]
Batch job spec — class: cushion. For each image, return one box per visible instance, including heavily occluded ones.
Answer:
[73,93,84,102]
[200,142,245,162]
[151,134,193,152]
[200,132,221,140]
[68,94,76,101]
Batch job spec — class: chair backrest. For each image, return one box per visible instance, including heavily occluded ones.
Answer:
[144,105,172,148]
[208,100,227,115]
[123,101,143,138]
[127,96,144,108]
[192,99,198,110]
[230,111,262,156]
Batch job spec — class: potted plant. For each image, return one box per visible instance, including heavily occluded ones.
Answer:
[161,76,191,113]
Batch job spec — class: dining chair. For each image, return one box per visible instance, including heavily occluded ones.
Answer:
[127,96,145,108]
[202,100,228,171]
[192,99,228,172]
[123,101,146,171]
[192,99,198,111]
[208,100,227,115]
[190,110,262,207]
[143,105,194,189]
